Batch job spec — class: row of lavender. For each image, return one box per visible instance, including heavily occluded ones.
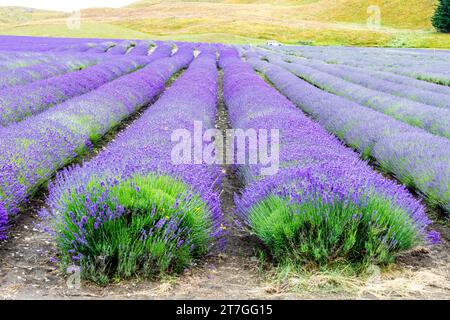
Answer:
[257,51,450,139]
[0,35,217,57]
[0,39,176,127]
[0,35,106,52]
[42,51,224,282]
[0,45,173,126]
[0,52,66,72]
[0,54,102,91]
[0,37,159,128]
[245,54,450,213]
[269,45,450,86]
[0,39,155,86]
[0,36,153,55]
[220,48,436,266]
[0,46,195,241]
[0,39,154,71]
[280,55,450,109]
[0,42,119,70]
[0,38,221,130]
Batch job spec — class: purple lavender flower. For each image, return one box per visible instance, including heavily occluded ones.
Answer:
[140,229,147,241]
[426,230,441,245]
[155,218,166,230]
[0,203,8,240]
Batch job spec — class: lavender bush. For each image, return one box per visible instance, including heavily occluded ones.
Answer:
[0,204,7,241]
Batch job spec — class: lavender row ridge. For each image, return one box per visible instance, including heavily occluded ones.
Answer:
[0,54,103,91]
[0,45,174,127]
[263,54,450,139]
[220,48,436,266]
[42,52,224,282]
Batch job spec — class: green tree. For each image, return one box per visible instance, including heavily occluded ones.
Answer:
[432,0,450,33]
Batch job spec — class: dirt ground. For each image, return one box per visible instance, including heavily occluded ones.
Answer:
[0,73,449,300]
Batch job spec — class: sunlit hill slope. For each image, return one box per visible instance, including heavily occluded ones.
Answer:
[0,0,448,48]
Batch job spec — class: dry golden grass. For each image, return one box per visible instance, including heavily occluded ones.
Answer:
[263,262,450,299]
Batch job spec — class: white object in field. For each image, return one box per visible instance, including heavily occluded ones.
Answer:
[267,40,282,46]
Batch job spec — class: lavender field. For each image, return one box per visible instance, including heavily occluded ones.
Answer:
[0,36,448,299]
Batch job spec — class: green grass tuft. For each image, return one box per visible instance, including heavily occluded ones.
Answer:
[248,194,420,268]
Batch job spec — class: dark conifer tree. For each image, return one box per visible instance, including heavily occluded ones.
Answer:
[432,0,450,33]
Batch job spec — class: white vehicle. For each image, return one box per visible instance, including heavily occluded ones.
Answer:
[266,40,282,46]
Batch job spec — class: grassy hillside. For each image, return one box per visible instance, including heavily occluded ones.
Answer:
[0,7,62,24]
[126,0,436,29]
[316,0,436,29]
[0,0,448,48]
[0,22,150,39]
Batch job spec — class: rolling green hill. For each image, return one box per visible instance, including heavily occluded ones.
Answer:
[0,0,448,48]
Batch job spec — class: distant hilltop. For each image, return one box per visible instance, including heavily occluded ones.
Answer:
[1,0,448,48]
